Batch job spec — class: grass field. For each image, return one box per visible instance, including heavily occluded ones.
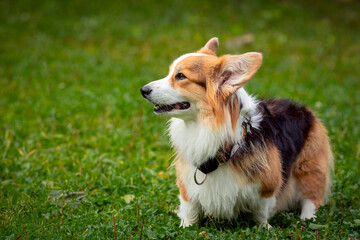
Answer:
[1,0,359,239]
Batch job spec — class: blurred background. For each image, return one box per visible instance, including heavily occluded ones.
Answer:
[0,0,359,239]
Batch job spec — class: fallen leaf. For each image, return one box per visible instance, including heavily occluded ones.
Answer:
[158,171,165,178]
[199,231,209,239]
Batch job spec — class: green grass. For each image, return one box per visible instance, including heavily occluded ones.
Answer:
[1,0,359,239]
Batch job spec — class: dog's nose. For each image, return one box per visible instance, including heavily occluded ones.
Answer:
[140,86,152,98]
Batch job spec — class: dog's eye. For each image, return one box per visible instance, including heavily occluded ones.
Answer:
[175,72,187,80]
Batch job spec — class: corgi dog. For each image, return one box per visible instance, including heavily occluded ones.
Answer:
[140,38,333,228]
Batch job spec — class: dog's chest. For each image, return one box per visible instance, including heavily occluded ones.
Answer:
[182,165,261,219]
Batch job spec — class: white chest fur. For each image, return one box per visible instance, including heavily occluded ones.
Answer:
[170,89,266,222]
[178,162,261,219]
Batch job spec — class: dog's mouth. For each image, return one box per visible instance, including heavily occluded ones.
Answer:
[154,101,190,113]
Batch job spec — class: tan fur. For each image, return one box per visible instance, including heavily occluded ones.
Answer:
[198,48,217,56]
[259,143,283,198]
[275,174,299,211]
[176,157,190,202]
[292,117,333,209]
[229,141,282,198]
[229,97,240,133]
[205,56,228,127]
[198,37,218,56]
[229,140,268,185]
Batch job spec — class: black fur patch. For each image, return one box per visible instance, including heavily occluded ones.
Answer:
[230,98,314,185]
[263,99,314,182]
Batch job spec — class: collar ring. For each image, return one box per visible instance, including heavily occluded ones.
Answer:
[194,168,207,185]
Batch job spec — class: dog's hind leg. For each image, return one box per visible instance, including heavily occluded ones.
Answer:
[300,198,317,220]
[292,118,333,220]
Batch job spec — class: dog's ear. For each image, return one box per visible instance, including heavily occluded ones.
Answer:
[216,52,262,98]
[198,37,219,56]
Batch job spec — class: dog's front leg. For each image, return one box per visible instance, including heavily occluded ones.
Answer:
[252,196,276,229]
[177,196,200,227]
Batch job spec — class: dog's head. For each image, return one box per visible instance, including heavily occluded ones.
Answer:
[141,38,262,126]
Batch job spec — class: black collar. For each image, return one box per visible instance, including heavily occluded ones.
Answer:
[194,120,252,185]
[197,145,233,175]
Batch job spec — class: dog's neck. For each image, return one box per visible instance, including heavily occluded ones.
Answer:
[169,88,262,167]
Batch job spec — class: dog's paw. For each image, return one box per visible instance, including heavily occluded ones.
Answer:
[300,212,316,220]
[260,222,272,229]
[300,199,316,220]
[179,219,193,228]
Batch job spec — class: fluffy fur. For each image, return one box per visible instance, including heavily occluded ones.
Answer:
[140,38,333,228]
